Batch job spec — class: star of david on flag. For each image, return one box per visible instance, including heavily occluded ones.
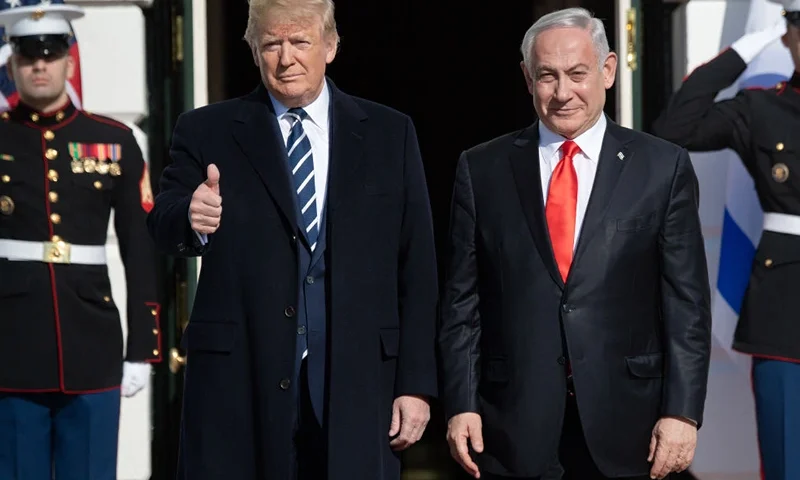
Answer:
[0,0,83,112]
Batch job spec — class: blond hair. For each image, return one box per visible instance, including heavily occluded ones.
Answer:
[244,0,339,48]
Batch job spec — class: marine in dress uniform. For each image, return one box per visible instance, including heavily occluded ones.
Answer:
[652,2,800,478]
[0,4,161,479]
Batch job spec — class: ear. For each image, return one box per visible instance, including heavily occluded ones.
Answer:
[251,45,259,66]
[325,33,338,64]
[602,52,618,89]
[66,55,75,80]
[6,56,14,81]
[520,61,534,95]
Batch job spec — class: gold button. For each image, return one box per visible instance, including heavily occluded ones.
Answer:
[150,308,158,316]
[48,169,58,182]
[44,130,54,141]
[153,349,160,356]
[103,296,111,302]
[93,181,102,190]
[765,258,773,267]
[776,143,784,151]
[45,149,58,160]
[55,111,65,122]
[51,235,62,242]
[49,191,58,203]
[1,112,8,120]
[152,328,159,335]
[0,195,13,215]
[1,175,9,183]
[52,249,61,258]
[30,113,39,122]
[50,213,61,224]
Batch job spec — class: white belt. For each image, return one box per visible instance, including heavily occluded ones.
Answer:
[0,239,106,265]
[763,213,800,236]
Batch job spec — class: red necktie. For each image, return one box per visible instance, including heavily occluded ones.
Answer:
[545,140,580,283]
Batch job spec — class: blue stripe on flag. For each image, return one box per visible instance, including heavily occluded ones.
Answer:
[717,208,757,315]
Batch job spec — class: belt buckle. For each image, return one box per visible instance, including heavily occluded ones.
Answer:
[43,240,71,264]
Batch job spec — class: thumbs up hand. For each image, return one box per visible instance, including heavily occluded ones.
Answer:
[189,163,223,234]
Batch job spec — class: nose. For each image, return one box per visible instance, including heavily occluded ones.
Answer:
[31,58,47,71]
[279,44,294,67]
[554,77,572,103]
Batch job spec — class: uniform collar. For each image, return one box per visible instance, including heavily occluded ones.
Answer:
[9,98,77,127]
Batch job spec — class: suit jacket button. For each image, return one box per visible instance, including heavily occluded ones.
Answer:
[279,378,291,390]
[561,304,573,313]
[284,306,296,317]
[557,356,566,365]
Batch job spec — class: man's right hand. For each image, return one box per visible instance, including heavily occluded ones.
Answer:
[731,19,787,63]
[189,164,222,234]
[446,412,484,479]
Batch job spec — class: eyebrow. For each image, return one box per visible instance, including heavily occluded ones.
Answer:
[535,63,591,75]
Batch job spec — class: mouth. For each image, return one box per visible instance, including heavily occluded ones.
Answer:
[276,73,303,81]
[552,108,579,117]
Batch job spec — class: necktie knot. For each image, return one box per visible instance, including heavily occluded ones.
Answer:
[287,107,308,123]
[561,140,580,160]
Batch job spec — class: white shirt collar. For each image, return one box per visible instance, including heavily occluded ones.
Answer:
[538,113,607,164]
[268,79,331,132]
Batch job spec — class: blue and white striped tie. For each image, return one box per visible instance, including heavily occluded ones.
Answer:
[285,108,319,251]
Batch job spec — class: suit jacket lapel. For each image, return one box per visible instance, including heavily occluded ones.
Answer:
[232,85,297,228]
[571,120,634,270]
[325,79,367,213]
[509,123,564,288]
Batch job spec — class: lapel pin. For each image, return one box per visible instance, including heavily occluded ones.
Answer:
[617,152,625,160]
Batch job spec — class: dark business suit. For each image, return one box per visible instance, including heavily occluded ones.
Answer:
[147,79,439,480]
[438,118,712,478]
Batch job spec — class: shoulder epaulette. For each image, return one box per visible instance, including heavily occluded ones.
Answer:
[80,110,132,131]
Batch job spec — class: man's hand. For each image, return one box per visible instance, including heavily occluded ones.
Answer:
[648,417,698,479]
[731,19,787,63]
[446,412,484,479]
[189,164,222,235]
[121,362,151,398]
[388,395,430,451]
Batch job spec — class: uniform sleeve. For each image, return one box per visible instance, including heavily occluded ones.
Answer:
[112,131,162,364]
[651,48,754,164]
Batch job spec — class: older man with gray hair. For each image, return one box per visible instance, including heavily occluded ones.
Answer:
[438,7,712,480]
[147,0,439,479]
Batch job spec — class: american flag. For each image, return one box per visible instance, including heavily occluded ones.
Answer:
[0,0,83,112]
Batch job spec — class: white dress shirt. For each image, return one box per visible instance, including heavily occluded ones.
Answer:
[538,114,607,249]
[268,81,331,226]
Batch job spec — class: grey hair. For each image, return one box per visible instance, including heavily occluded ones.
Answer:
[520,7,611,72]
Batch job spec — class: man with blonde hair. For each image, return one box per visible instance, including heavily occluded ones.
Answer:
[148,0,439,479]
[439,7,711,480]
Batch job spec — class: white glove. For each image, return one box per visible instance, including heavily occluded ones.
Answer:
[121,362,152,398]
[731,20,787,63]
